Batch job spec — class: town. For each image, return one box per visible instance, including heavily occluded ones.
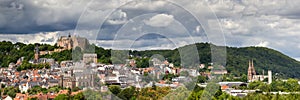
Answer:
[0,35,300,100]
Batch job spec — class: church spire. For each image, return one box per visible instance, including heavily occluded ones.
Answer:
[251,59,256,75]
[248,60,252,82]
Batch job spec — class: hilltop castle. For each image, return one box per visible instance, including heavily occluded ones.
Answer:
[38,34,90,55]
[56,33,89,51]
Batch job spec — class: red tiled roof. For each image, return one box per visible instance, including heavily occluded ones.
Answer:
[58,90,69,94]
[71,90,83,96]
[14,93,28,100]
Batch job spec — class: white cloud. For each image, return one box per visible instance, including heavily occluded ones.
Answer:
[144,14,174,27]
[222,19,240,30]
[255,41,269,47]
[106,10,128,25]
[0,31,60,45]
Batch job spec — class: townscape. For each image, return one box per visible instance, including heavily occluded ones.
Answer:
[0,35,300,100]
[1,0,300,100]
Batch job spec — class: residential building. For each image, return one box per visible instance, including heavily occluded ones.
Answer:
[83,53,97,64]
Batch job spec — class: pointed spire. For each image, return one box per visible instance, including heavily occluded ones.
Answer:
[251,59,256,75]
[249,60,251,68]
[251,59,254,68]
[248,60,252,82]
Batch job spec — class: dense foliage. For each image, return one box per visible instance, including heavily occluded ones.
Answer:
[17,62,50,71]
[0,41,34,67]
[0,41,58,67]
[245,79,300,92]
[2,80,300,99]
[3,86,20,98]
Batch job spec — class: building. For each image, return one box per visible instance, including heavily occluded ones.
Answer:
[59,75,76,89]
[34,45,40,63]
[211,65,228,75]
[74,68,96,88]
[219,82,247,90]
[247,60,272,83]
[56,33,73,50]
[199,64,205,69]
[56,34,90,51]
[83,53,97,64]
[268,70,272,84]
[247,60,256,82]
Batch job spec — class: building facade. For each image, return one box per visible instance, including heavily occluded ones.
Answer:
[83,53,97,64]
[56,34,89,51]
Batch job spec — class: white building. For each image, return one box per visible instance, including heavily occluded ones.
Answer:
[268,70,272,84]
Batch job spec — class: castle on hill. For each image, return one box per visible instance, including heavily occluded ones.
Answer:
[56,33,89,51]
[39,34,90,55]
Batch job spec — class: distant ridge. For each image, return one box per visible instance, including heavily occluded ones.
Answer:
[130,43,300,78]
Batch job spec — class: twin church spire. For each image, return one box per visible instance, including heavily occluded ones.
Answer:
[247,59,256,82]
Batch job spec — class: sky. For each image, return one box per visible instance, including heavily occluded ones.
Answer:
[0,0,300,60]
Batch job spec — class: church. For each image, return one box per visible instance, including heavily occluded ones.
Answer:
[247,59,272,84]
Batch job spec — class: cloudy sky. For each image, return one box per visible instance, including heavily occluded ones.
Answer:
[0,0,300,60]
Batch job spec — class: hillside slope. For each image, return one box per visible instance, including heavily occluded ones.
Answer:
[132,43,300,78]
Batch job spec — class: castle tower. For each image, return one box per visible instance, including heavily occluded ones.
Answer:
[34,44,39,63]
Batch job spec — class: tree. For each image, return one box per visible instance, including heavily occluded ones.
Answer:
[286,78,300,92]
[54,94,69,100]
[72,87,81,92]
[83,89,102,100]
[197,76,208,83]
[3,86,19,98]
[117,86,136,100]
[109,85,121,95]
[248,81,263,90]
[73,92,85,100]
[240,74,248,82]
[135,58,150,68]
[7,90,16,98]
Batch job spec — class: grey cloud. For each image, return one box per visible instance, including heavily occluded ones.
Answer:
[0,0,300,60]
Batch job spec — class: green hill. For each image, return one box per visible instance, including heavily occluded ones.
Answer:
[226,45,300,78]
[130,43,300,78]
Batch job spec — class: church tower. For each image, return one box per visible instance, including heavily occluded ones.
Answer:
[34,44,39,63]
[247,59,256,82]
[247,60,252,82]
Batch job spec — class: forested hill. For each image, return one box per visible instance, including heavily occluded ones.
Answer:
[226,45,300,78]
[1,41,300,78]
[130,43,300,78]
